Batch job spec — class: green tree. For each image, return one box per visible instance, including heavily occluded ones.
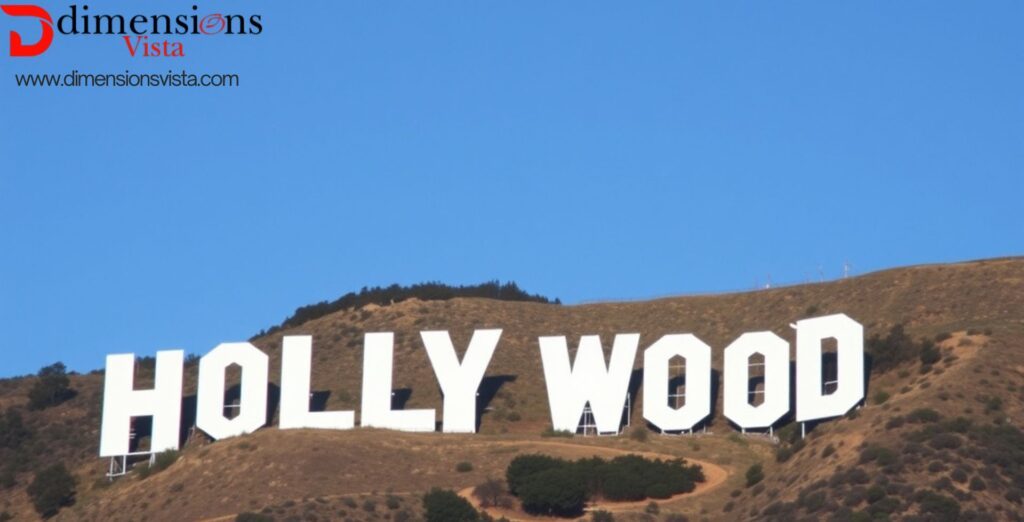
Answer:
[0,409,31,448]
[506,453,703,511]
[27,463,75,518]
[919,342,941,365]
[28,363,75,410]
[506,454,563,495]
[866,324,919,373]
[423,488,479,522]
[518,467,587,517]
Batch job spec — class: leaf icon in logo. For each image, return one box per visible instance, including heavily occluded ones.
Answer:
[199,13,225,35]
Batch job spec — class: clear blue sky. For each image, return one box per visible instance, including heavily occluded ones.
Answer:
[1,1,1021,377]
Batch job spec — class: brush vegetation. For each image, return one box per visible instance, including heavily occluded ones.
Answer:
[0,258,1023,520]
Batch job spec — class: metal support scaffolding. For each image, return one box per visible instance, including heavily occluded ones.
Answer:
[106,451,155,480]
[579,404,596,436]
[744,357,774,438]
[659,359,711,436]
[577,393,632,436]
[669,359,686,409]
[107,455,127,479]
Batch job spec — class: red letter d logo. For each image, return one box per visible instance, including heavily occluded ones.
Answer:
[1,5,53,57]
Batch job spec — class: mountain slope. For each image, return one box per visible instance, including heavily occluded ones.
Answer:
[1,257,1022,521]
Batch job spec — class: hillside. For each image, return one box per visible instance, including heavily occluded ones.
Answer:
[2,257,1024,521]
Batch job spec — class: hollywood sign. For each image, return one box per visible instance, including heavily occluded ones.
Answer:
[98,314,864,457]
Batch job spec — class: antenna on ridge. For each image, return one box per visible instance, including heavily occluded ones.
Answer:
[843,261,851,279]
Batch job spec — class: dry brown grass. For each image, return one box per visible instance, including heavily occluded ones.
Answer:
[0,257,1022,520]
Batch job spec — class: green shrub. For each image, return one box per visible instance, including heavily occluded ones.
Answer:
[775,446,794,463]
[152,450,179,472]
[919,343,942,365]
[1005,489,1023,504]
[540,428,573,438]
[845,467,871,485]
[914,490,959,521]
[644,483,673,499]
[258,281,558,337]
[885,416,905,430]
[982,395,1003,413]
[949,467,968,483]
[844,487,865,506]
[866,325,919,373]
[745,463,764,487]
[872,391,890,405]
[866,485,886,503]
[644,500,659,514]
[906,408,941,424]
[456,461,473,473]
[518,467,586,517]
[601,464,646,501]
[506,453,702,514]
[138,450,179,479]
[27,463,75,518]
[859,445,897,466]
[506,454,563,495]
[0,409,31,449]
[775,423,800,444]
[797,490,826,512]
[423,488,479,522]
[867,496,901,515]
[590,510,614,522]
[928,433,961,450]
[27,363,75,411]
[606,455,703,500]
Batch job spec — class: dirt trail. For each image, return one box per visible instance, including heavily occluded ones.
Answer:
[457,440,730,521]
[201,439,730,522]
